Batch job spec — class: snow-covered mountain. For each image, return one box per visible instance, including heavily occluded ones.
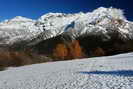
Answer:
[0,52,133,89]
[35,7,133,41]
[0,16,42,46]
[0,7,133,47]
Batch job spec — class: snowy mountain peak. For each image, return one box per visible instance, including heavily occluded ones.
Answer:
[10,16,33,22]
[91,7,125,19]
[0,16,34,24]
[39,13,66,20]
[0,16,35,26]
[38,7,126,24]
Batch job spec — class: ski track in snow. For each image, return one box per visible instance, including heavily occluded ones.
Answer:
[0,53,133,89]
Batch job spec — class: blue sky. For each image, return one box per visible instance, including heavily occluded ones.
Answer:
[0,0,133,21]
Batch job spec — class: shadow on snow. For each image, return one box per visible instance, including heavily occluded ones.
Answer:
[78,70,133,77]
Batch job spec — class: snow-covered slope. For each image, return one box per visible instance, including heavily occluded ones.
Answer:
[0,16,42,45]
[0,7,133,46]
[0,53,133,89]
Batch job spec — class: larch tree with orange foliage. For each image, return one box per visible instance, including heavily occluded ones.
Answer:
[69,40,83,59]
[53,43,68,60]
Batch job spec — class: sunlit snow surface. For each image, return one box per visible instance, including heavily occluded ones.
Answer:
[0,53,133,89]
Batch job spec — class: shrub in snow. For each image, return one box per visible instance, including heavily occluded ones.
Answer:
[0,50,52,70]
[0,51,32,67]
[92,47,105,57]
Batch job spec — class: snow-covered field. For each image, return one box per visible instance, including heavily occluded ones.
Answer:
[0,53,133,89]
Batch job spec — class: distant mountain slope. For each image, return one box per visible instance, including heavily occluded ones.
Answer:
[0,7,133,46]
[0,52,133,89]
[0,16,42,46]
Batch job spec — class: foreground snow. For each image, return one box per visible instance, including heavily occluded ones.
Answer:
[0,53,133,89]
